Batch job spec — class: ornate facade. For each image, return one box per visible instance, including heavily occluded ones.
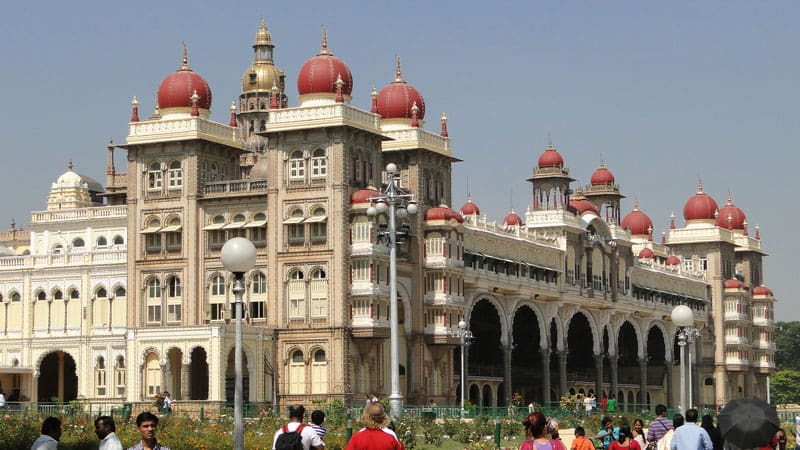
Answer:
[0,22,775,409]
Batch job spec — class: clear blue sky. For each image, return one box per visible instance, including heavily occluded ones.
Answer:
[0,1,796,318]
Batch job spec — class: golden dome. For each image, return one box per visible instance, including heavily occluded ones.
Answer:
[242,19,285,94]
[255,19,272,46]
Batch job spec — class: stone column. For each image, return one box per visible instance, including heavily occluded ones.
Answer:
[639,357,648,407]
[665,356,674,408]
[594,353,604,398]
[504,344,513,406]
[161,362,169,395]
[58,352,65,400]
[181,364,190,400]
[609,353,619,400]
[558,350,568,398]
[540,347,551,406]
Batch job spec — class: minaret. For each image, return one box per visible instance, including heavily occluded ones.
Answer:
[527,136,575,211]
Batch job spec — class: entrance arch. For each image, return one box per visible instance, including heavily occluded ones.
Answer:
[566,312,595,391]
[190,347,209,400]
[225,348,250,403]
[511,305,543,403]
[38,351,77,402]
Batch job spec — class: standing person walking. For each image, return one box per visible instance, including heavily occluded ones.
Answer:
[669,409,712,450]
[273,404,324,450]
[128,411,171,450]
[700,414,722,450]
[31,417,61,450]
[95,416,123,450]
[631,419,646,449]
[647,404,674,448]
[345,402,403,450]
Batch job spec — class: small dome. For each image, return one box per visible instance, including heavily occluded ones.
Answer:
[715,193,746,230]
[157,48,212,112]
[242,20,285,94]
[503,210,523,226]
[724,279,745,290]
[377,58,425,120]
[683,182,718,221]
[537,143,564,168]
[351,188,379,205]
[590,162,615,186]
[297,30,353,97]
[569,196,600,216]
[424,205,464,223]
[665,255,680,266]
[55,161,84,187]
[752,285,774,297]
[621,200,653,236]
[460,198,480,216]
[638,248,654,259]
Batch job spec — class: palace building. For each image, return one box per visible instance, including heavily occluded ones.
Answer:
[0,21,775,410]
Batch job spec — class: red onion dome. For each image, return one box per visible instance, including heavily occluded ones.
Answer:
[724,279,745,289]
[683,181,718,221]
[425,205,464,223]
[590,162,615,186]
[715,193,746,230]
[376,57,425,120]
[537,143,565,168]
[297,30,353,96]
[460,198,480,216]
[638,248,654,259]
[569,196,600,216]
[157,47,212,112]
[752,285,774,296]
[503,209,523,226]
[665,255,680,266]
[621,200,653,236]
[351,188,379,205]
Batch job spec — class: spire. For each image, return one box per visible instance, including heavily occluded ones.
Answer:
[335,74,344,103]
[394,55,404,82]
[319,26,330,55]
[229,101,237,127]
[743,219,749,237]
[106,139,115,177]
[130,96,139,122]
[10,218,15,231]
[661,231,666,244]
[670,212,676,230]
[181,42,190,70]
[370,87,378,113]
[697,177,704,194]
[151,99,161,120]
[648,225,653,241]
[547,132,553,149]
[410,101,419,128]
[633,196,640,211]
[441,112,449,137]
[754,224,760,240]
[190,90,200,117]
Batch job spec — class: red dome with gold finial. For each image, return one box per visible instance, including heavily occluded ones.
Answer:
[351,188,379,205]
[425,205,464,223]
[683,181,718,221]
[724,279,745,289]
[666,255,680,266]
[752,285,774,296]
[569,190,600,216]
[157,46,212,112]
[638,248,654,259]
[537,142,565,168]
[715,193,746,230]
[460,198,480,216]
[503,209,523,226]
[297,28,353,96]
[621,199,654,236]
[590,162,615,186]
[377,57,426,120]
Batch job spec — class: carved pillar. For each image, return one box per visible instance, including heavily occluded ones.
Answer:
[665,356,674,408]
[161,362,169,395]
[639,357,648,407]
[503,344,512,405]
[540,347,551,406]
[558,350,568,397]
[181,364,190,400]
[609,353,619,400]
[594,353,604,398]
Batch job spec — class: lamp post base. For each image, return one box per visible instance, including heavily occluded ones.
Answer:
[389,395,403,421]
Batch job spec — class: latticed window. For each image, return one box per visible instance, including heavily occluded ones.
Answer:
[311,148,327,178]
[146,278,161,323]
[289,150,305,180]
[308,208,327,243]
[287,209,305,245]
[96,357,107,396]
[288,270,305,319]
[310,269,328,318]
[147,162,162,190]
[168,160,182,189]
[210,275,226,321]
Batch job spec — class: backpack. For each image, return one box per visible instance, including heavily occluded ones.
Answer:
[275,424,307,450]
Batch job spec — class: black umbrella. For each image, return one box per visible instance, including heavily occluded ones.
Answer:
[718,397,780,449]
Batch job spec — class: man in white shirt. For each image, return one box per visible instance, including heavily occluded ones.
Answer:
[31,417,61,450]
[95,415,123,450]
[0,390,6,408]
[273,404,324,450]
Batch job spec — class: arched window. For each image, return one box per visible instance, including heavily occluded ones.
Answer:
[311,349,328,394]
[97,287,108,298]
[53,244,64,254]
[72,238,85,248]
[289,150,305,181]
[311,148,327,178]
[10,292,20,302]
[210,275,226,321]
[37,291,47,301]
[310,269,328,318]
[288,270,305,319]
[113,235,124,245]
[148,162,163,190]
[250,272,266,319]
[115,356,126,396]
[168,160,182,189]
[228,213,246,239]
[288,350,305,394]
[287,209,305,246]
[207,215,226,250]
[97,236,108,247]
[96,356,107,396]
[115,287,126,298]
[144,218,162,253]
[163,217,182,252]
[167,276,182,322]
[144,352,161,397]
[252,273,266,294]
[54,290,63,300]
[308,207,327,244]
[146,278,161,323]
[250,212,267,246]
[70,289,80,300]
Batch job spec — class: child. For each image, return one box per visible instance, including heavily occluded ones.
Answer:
[572,426,596,450]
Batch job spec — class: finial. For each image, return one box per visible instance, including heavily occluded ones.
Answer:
[335,74,344,103]
[320,26,330,55]
[67,159,74,171]
[181,42,189,70]
[599,159,606,168]
[670,212,676,230]
[441,112,449,138]
[697,176,704,194]
[547,132,553,149]
[190,90,200,116]
[754,224,760,240]
[743,219,749,237]
[727,191,733,205]
[371,87,378,114]
[394,55,404,82]
[10,218,16,231]
[411,101,419,128]
[661,231,666,244]
[633,196,639,210]
[229,101,237,127]
[130,96,140,122]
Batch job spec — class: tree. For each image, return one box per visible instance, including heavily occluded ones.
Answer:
[770,369,800,405]
[774,321,800,371]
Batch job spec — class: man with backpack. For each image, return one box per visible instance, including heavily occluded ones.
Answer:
[273,404,324,450]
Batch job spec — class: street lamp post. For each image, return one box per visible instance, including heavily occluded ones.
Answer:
[366,162,417,420]
[451,319,473,419]
[221,237,257,450]
[671,304,695,414]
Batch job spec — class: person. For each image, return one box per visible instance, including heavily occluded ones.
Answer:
[0,390,5,408]
[309,410,328,441]
[647,404,674,448]
[775,428,787,450]
[631,419,646,449]
[700,414,722,450]
[607,394,616,413]
[547,417,567,450]
[95,415,123,450]
[31,417,61,450]
[520,411,562,450]
[591,394,597,414]
[345,402,403,450]
[162,391,172,413]
[609,425,641,450]
[658,414,683,450]
[596,417,620,450]
[273,404,324,450]
[669,408,712,450]
[571,427,596,450]
[128,411,171,450]
[585,395,593,417]
[601,395,609,413]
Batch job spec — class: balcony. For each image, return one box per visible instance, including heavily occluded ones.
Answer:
[423,291,465,306]
[752,316,774,327]
[724,336,750,346]
[752,340,776,351]
[350,280,388,297]
[128,116,241,146]
[31,205,127,224]
[351,241,389,257]
[202,179,268,197]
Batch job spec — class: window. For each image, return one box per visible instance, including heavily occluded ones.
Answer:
[352,260,369,282]
[97,236,108,247]
[308,208,327,244]
[168,160,182,189]
[211,275,226,296]
[684,258,694,273]
[144,218,162,253]
[147,162,163,190]
[310,269,328,318]
[164,217,182,251]
[10,292,20,302]
[146,278,161,323]
[289,150,305,180]
[207,215,227,250]
[73,238,85,248]
[210,275,226,321]
[311,349,328,394]
[70,289,79,300]
[54,290,63,300]
[96,357,107,396]
[311,148,327,178]
[167,276,182,322]
[288,270,305,319]
[228,214,247,239]
[252,273,266,294]
[287,209,305,245]
[288,350,305,394]
[113,235,124,245]
[250,299,265,319]
[115,356,126,396]
[250,212,267,246]
[209,163,219,182]
[53,244,64,254]
[37,291,46,301]
[115,287,126,298]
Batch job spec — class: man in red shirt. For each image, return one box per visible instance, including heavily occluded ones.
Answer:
[345,402,404,450]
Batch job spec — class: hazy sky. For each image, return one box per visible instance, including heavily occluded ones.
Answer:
[0,1,796,318]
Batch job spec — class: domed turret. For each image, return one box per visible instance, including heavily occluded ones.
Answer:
[715,193,746,230]
[537,142,565,168]
[568,190,600,216]
[242,19,285,95]
[297,28,353,105]
[590,162,615,186]
[638,248,654,259]
[621,199,654,236]
[503,209,523,226]
[48,161,104,210]
[425,205,464,223]
[377,57,426,123]
[157,45,212,117]
[752,285,774,297]
[683,180,718,222]
[666,255,680,266]
[724,279,745,290]
[351,188,380,205]
[460,197,480,216]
